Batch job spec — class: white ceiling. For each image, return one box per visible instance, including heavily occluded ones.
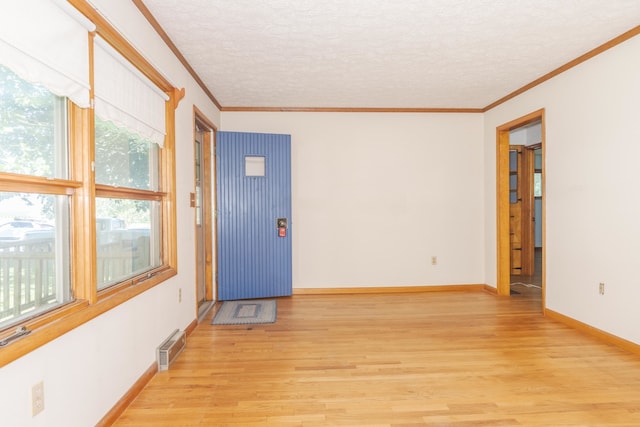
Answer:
[140,0,640,109]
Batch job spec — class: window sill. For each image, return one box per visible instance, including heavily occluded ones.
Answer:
[0,266,177,368]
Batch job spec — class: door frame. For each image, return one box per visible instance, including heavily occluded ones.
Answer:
[508,144,525,276]
[508,144,536,277]
[193,106,217,318]
[496,108,545,306]
[522,142,542,276]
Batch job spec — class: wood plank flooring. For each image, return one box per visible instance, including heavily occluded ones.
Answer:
[114,291,640,426]
[511,247,543,298]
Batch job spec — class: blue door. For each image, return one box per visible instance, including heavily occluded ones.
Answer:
[216,131,292,300]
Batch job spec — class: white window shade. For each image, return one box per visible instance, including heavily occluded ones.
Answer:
[0,0,94,108]
[94,37,169,147]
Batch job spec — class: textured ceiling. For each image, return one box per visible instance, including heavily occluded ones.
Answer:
[139,0,640,109]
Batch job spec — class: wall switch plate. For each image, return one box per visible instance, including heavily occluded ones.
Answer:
[32,381,44,416]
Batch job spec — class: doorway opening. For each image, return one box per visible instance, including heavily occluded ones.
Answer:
[194,108,216,321]
[508,142,542,299]
[496,109,545,308]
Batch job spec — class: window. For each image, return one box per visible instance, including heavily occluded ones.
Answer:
[245,156,266,177]
[509,149,519,204]
[95,197,161,290]
[0,2,179,365]
[534,148,543,198]
[93,36,169,294]
[0,66,69,179]
[94,118,162,290]
[0,66,72,329]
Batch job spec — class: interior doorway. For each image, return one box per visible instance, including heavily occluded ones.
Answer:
[508,142,542,299]
[496,109,545,308]
[194,108,216,321]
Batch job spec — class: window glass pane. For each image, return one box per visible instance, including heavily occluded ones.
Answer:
[534,172,542,197]
[0,65,68,179]
[509,174,518,191]
[509,191,518,204]
[534,148,542,170]
[0,192,71,329]
[96,198,160,290]
[509,150,518,172]
[94,116,158,191]
[245,156,265,177]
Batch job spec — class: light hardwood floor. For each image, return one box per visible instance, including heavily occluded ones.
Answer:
[510,247,543,299]
[114,291,640,426]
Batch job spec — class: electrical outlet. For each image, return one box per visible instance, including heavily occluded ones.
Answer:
[431,256,438,265]
[178,288,182,303]
[32,381,44,416]
[599,282,605,295]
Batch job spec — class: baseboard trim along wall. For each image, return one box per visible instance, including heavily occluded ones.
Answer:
[483,284,498,295]
[185,318,198,335]
[96,362,157,426]
[97,318,198,425]
[545,308,640,357]
[293,284,486,295]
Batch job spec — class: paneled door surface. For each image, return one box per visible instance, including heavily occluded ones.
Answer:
[509,145,523,276]
[216,131,292,300]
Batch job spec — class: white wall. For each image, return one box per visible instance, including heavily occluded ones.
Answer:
[484,34,640,344]
[0,1,220,426]
[222,112,485,288]
[2,2,638,425]
[510,121,542,146]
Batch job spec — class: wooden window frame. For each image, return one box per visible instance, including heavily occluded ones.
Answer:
[0,0,183,367]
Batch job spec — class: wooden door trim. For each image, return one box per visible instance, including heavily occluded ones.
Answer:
[193,106,217,310]
[496,109,545,299]
[509,145,524,276]
[520,145,539,276]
